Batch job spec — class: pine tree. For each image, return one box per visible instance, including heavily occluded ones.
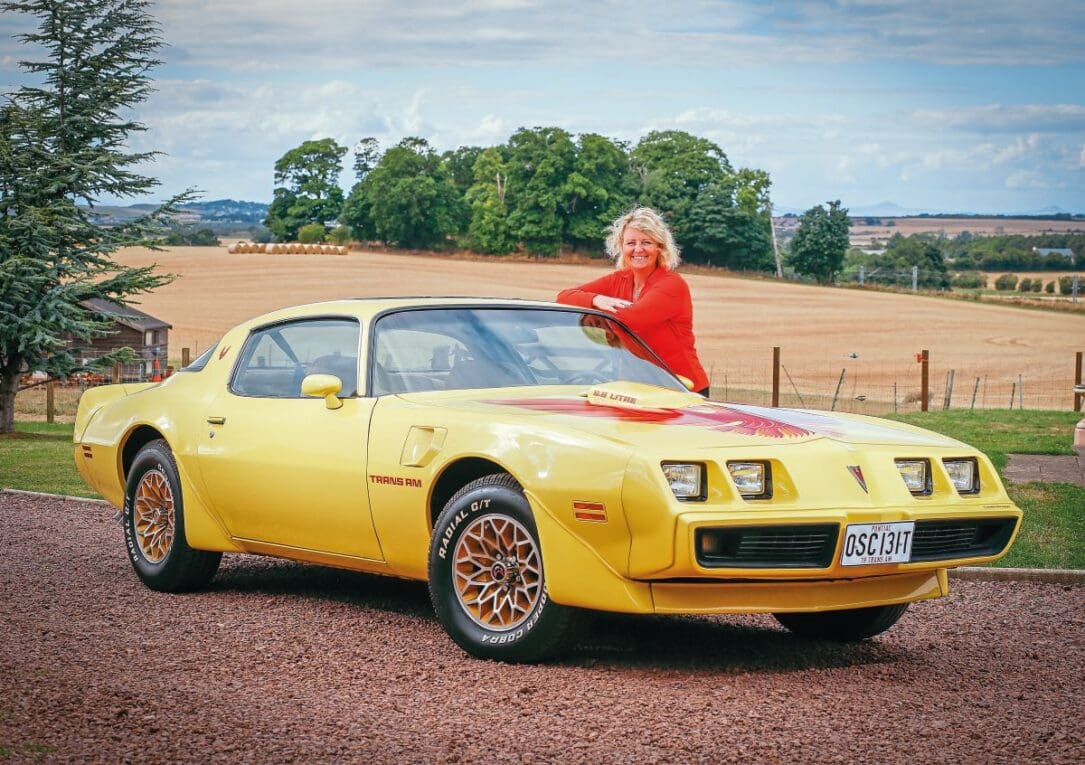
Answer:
[0,0,191,433]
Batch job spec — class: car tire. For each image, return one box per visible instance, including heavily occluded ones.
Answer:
[428,473,575,662]
[124,439,221,593]
[773,603,909,641]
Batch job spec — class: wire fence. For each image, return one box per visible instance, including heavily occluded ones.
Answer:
[706,351,1083,414]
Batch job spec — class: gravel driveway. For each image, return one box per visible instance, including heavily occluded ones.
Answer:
[1,493,1082,764]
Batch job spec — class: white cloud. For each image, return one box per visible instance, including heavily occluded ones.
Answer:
[911,104,1085,133]
[1006,170,1049,189]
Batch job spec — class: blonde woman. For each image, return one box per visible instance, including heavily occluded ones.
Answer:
[557,207,709,395]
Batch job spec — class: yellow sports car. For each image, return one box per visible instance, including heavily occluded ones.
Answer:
[74,298,1021,661]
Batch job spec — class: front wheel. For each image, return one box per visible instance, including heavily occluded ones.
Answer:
[773,603,909,641]
[428,474,575,662]
[124,439,221,592]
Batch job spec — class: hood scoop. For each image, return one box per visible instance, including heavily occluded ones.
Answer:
[584,382,705,412]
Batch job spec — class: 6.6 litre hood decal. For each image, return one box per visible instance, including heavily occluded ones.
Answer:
[487,398,814,438]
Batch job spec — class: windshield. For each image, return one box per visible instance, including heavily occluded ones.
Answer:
[370,307,684,395]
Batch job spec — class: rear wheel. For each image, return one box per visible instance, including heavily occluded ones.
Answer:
[428,474,575,662]
[773,603,909,641]
[124,439,221,592]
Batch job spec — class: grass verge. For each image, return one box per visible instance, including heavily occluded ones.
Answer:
[0,422,98,499]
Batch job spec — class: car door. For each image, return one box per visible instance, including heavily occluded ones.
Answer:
[195,316,383,561]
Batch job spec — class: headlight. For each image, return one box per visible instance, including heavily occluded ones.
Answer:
[943,458,979,494]
[661,462,705,501]
[726,461,771,499]
[895,459,931,496]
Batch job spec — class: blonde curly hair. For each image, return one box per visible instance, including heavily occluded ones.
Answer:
[604,206,681,270]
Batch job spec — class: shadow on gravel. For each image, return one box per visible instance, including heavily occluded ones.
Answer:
[208,557,907,673]
[211,555,435,620]
[563,612,910,674]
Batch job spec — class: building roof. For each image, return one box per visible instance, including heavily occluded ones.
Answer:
[79,298,172,332]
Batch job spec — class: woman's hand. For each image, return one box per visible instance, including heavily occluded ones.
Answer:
[592,294,632,312]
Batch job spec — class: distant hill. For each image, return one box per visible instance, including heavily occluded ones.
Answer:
[182,199,268,224]
[86,199,269,226]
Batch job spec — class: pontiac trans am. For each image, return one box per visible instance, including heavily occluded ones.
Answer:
[74,298,1022,661]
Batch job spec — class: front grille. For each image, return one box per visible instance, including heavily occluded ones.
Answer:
[910,518,1017,562]
[696,524,839,569]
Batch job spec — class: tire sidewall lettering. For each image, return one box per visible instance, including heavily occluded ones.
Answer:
[436,497,490,560]
[432,487,545,649]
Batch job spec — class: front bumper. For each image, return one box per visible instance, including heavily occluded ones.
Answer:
[650,569,949,614]
[631,503,1022,581]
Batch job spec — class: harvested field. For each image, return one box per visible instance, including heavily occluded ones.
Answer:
[112,246,1085,411]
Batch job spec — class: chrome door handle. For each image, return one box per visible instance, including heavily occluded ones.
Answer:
[206,416,226,425]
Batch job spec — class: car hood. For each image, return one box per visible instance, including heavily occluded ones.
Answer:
[398,382,962,450]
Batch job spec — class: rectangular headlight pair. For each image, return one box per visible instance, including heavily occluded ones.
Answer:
[661,461,771,501]
[894,458,979,495]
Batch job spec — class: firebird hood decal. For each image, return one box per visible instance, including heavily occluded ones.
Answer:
[482,396,953,446]
[488,398,815,438]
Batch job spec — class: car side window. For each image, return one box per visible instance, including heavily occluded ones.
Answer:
[372,328,468,395]
[231,318,360,398]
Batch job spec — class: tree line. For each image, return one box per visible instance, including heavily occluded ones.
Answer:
[263,131,780,271]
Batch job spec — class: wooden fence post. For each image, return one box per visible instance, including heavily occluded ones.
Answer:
[46,380,55,424]
[181,347,191,367]
[771,346,780,407]
[920,349,929,412]
[111,362,121,384]
[1075,351,1083,412]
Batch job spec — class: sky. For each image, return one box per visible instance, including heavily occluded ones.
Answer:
[2,0,1084,215]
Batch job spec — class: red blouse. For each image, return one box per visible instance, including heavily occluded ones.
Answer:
[556,267,709,391]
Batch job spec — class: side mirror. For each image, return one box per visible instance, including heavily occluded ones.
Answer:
[675,374,696,392]
[302,373,343,410]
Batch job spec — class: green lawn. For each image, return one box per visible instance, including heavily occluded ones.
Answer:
[0,422,98,498]
[2,411,1083,568]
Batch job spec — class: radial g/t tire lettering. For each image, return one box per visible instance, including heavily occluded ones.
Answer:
[124,439,221,593]
[428,473,575,662]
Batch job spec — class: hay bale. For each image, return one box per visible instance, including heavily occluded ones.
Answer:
[227,243,239,254]
[336,245,347,255]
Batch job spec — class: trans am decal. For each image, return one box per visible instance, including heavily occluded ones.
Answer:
[487,398,816,438]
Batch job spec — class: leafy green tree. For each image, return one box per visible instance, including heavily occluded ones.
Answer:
[297,222,326,243]
[788,200,851,283]
[0,0,191,434]
[563,133,634,251]
[327,225,352,245]
[630,130,732,246]
[357,137,462,248]
[163,226,219,246]
[466,147,515,254]
[352,137,380,181]
[264,138,346,241]
[505,127,577,255]
[683,168,775,271]
[883,233,949,289]
[440,146,482,235]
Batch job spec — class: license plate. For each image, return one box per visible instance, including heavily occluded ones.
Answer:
[841,521,915,566]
